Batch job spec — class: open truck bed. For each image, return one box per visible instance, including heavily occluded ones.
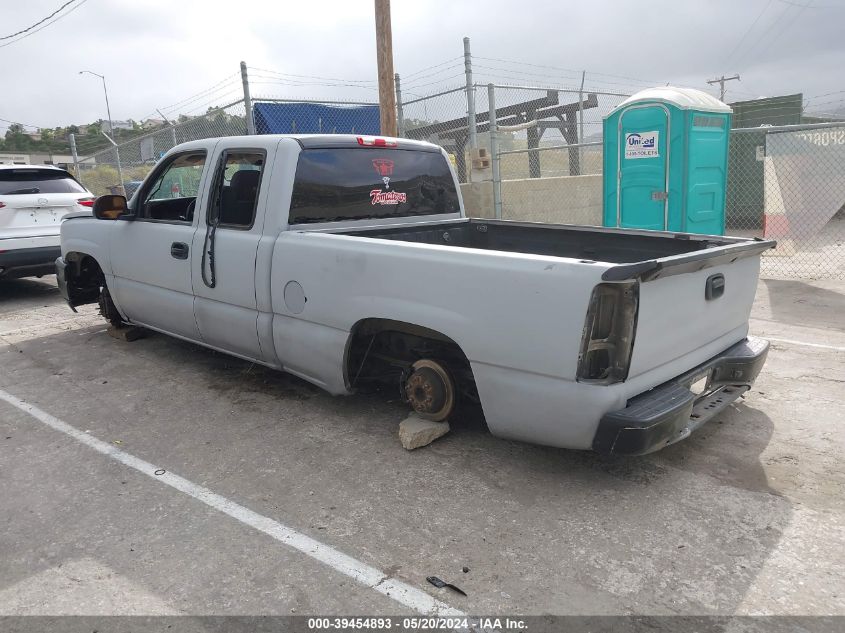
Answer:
[342,218,775,282]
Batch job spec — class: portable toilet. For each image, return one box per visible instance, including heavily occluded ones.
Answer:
[603,87,732,235]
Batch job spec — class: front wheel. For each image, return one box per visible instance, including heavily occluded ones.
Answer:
[98,286,123,327]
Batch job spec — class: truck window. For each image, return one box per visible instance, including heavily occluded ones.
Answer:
[139,151,206,223]
[289,148,460,224]
[208,150,265,229]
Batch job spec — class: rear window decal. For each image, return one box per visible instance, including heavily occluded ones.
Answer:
[370,158,406,204]
[370,189,407,205]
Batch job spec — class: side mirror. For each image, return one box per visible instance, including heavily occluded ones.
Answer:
[93,194,129,220]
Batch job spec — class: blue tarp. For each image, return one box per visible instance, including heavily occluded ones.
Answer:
[253,102,380,135]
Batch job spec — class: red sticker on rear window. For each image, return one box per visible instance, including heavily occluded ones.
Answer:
[372,158,394,176]
[370,189,407,205]
[370,158,406,205]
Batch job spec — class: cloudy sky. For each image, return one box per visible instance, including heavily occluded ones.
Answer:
[1,0,844,135]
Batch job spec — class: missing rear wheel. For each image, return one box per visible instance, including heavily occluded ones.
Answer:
[403,359,455,422]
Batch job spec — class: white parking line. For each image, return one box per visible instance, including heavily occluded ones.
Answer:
[767,337,845,352]
[0,388,463,617]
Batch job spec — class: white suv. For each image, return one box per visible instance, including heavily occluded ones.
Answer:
[0,165,95,280]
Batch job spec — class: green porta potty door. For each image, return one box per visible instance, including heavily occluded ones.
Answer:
[617,105,670,231]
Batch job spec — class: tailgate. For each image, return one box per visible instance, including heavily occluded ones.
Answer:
[603,239,773,379]
[0,195,80,239]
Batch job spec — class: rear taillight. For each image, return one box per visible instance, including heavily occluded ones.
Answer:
[0,202,5,209]
[78,197,96,207]
[357,136,397,147]
[577,282,638,384]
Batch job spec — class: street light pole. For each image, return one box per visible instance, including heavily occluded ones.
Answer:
[80,70,125,195]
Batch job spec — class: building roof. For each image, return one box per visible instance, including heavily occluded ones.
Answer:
[610,87,732,115]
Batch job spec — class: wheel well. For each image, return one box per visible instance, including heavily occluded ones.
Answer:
[65,252,105,306]
[344,318,476,399]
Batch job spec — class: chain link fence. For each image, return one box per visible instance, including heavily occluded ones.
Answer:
[73,73,844,279]
[486,121,845,280]
[399,85,480,183]
[747,123,845,279]
[76,100,248,197]
[397,84,627,184]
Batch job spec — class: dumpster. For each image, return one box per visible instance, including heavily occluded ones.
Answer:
[603,87,732,235]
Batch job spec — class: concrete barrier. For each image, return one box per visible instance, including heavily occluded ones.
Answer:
[460,174,603,226]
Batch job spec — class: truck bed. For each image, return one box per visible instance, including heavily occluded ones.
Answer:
[340,219,774,280]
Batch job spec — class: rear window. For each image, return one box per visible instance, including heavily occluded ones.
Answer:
[289,148,460,224]
[0,169,87,195]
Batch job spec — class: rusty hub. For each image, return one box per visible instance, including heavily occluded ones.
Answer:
[403,359,455,422]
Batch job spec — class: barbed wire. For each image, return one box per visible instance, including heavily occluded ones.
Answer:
[248,67,376,85]
[155,74,242,115]
[400,56,464,80]
[249,75,379,92]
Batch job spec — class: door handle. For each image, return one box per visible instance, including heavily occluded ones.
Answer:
[705,273,725,300]
[170,242,189,260]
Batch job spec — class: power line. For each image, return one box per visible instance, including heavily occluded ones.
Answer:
[730,1,796,68]
[0,116,46,130]
[0,0,89,48]
[775,0,838,7]
[473,63,579,84]
[249,77,379,92]
[396,63,465,87]
[249,67,375,85]
[402,73,466,91]
[248,73,378,89]
[180,92,244,116]
[807,95,845,109]
[807,88,845,100]
[171,89,243,116]
[723,0,774,66]
[751,0,814,61]
[401,56,463,80]
[474,55,662,85]
[0,0,79,40]
[156,74,241,114]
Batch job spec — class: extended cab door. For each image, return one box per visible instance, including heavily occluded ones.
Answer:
[190,139,278,360]
[110,148,212,340]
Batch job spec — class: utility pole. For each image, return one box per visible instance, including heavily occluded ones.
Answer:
[241,61,255,135]
[707,74,740,101]
[374,0,397,136]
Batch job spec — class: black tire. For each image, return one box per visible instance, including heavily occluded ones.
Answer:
[98,286,123,327]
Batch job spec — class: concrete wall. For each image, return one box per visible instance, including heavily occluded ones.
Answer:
[460,174,603,226]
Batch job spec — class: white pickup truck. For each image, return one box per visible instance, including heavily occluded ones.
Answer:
[57,134,772,455]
